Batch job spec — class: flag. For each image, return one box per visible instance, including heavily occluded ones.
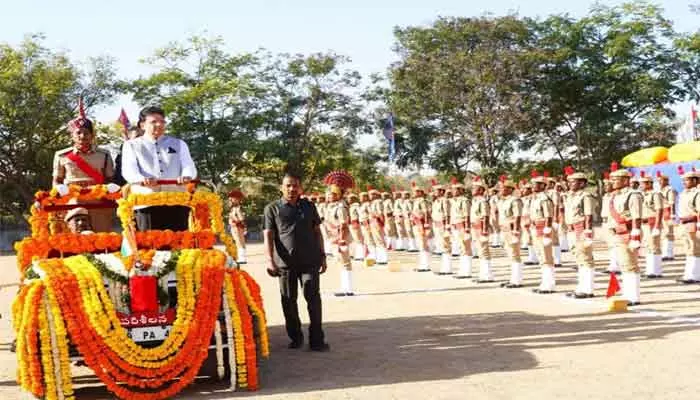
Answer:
[383,113,396,162]
[118,108,131,139]
[605,272,621,298]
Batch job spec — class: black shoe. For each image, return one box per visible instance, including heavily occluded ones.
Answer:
[345,292,355,296]
[561,249,569,253]
[524,261,538,266]
[474,279,495,283]
[662,257,674,262]
[453,275,471,279]
[608,271,622,276]
[532,289,554,294]
[288,337,304,349]
[644,274,663,279]
[435,272,453,276]
[472,255,480,259]
[677,279,698,284]
[627,301,641,307]
[334,292,347,297]
[309,342,330,352]
[567,292,594,299]
[413,268,431,272]
[503,283,523,289]
[554,264,563,268]
[10,339,16,353]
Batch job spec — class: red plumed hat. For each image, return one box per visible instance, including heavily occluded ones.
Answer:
[227,189,245,199]
[323,170,355,191]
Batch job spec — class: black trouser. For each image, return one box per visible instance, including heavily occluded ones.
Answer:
[278,268,324,346]
[135,206,190,231]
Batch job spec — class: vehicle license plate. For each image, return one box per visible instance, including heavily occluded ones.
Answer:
[128,325,172,342]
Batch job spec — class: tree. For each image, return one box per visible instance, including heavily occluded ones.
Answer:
[0,34,118,223]
[528,2,700,172]
[387,15,540,182]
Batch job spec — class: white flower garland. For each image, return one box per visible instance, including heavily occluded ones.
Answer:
[214,320,224,380]
[222,287,236,391]
[44,292,65,400]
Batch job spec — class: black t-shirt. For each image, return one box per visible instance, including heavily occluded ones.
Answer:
[264,197,322,270]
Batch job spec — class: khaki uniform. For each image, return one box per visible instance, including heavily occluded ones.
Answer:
[383,198,397,240]
[470,196,491,260]
[370,199,387,249]
[498,195,523,264]
[547,189,562,247]
[412,197,431,251]
[228,206,246,253]
[660,185,677,242]
[402,198,414,242]
[489,195,500,244]
[394,199,407,241]
[432,196,451,253]
[326,201,351,270]
[521,194,534,247]
[530,192,554,266]
[52,146,115,232]
[450,195,472,256]
[608,188,644,273]
[359,201,375,249]
[642,190,664,256]
[678,189,700,258]
[349,203,363,248]
[565,191,595,268]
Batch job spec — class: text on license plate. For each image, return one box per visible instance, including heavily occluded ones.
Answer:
[128,325,172,342]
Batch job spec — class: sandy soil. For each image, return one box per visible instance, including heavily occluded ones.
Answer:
[1,231,699,399]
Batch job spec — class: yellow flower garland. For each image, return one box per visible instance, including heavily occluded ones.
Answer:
[239,275,270,357]
[37,292,58,399]
[224,275,248,388]
[45,285,73,399]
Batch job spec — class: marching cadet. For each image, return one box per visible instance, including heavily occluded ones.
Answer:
[382,191,398,251]
[323,171,356,296]
[657,172,677,261]
[555,181,571,253]
[411,183,433,271]
[564,168,596,298]
[630,174,641,191]
[347,193,365,261]
[369,187,389,265]
[545,175,564,268]
[530,171,556,294]
[607,162,644,305]
[53,99,116,232]
[227,189,248,264]
[677,166,700,283]
[402,190,419,252]
[601,173,620,274]
[520,182,539,265]
[471,177,493,282]
[393,190,407,251]
[432,181,453,275]
[451,178,473,278]
[498,178,524,288]
[447,187,461,257]
[489,186,502,248]
[358,191,376,264]
[640,171,664,278]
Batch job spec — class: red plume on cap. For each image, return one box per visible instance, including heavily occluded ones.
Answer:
[323,170,355,190]
[473,176,481,182]
[227,189,244,199]
[531,170,539,178]
[640,171,646,178]
[543,171,550,178]
[499,174,506,183]
[656,170,661,178]
[564,166,575,176]
[430,178,438,186]
[678,166,685,175]
[610,161,619,172]
[603,171,610,179]
[411,181,416,187]
[450,176,458,184]
[67,96,93,133]
[366,184,373,191]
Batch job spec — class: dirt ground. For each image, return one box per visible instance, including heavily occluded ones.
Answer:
[1,231,699,399]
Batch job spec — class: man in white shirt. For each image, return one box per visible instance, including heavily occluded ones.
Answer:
[121,106,197,231]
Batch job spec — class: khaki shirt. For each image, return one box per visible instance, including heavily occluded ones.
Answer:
[642,190,664,220]
[326,201,349,242]
[412,197,430,221]
[498,196,522,228]
[530,192,554,221]
[228,206,245,225]
[450,196,471,225]
[609,188,644,223]
[432,197,450,223]
[383,199,395,217]
[393,199,403,217]
[358,202,372,223]
[349,203,361,223]
[370,199,384,219]
[52,146,114,185]
[661,185,677,215]
[521,195,532,218]
[564,191,594,225]
[678,189,700,219]
[547,189,563,220]
[470,196,490,222]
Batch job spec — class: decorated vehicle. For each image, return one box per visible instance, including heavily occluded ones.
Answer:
[12,182,269,400]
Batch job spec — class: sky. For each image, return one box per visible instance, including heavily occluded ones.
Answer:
[1,0,697,149]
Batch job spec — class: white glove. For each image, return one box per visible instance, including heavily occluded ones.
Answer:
[106,183,121,193]
[584,239,594,248]
[511,235,520,245]
[651,228,661,237]
[552,223,559,230]
[543,238,552,246]
[480,235,489,243]
[55,184,69,197]
[464,233,471,241]
[629,240,641,249]
[543,227,552,234]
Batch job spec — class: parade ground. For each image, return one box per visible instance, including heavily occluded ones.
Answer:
[2,233,700,400]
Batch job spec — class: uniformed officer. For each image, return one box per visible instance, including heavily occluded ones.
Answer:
[640,172,664,278]
[431,181,453,274]
[657,172,677,261]
[227,189,248,264]
[489,186,502,248]
[322,171,356,296]
[546,175,564,268]
[498,178,524,288]
[451,178,473,278]
[607,163,644,305]
[347,193,365,261]
[53,100,116,232]
[382,191,398,251]
[677,167,700,283]
[555,181,571,253]
[601,173,620,274]
[369,187,389,265]
[519,182,539,265]
[358,191,376,264]
[471,177,492,282]
[530,171,556,293]
[402,190,418,252]
[411,183,432,271]
[564,168,596,298]
[393,190,408,251]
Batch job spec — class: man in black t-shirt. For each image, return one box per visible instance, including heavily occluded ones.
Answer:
[264,171,329,352]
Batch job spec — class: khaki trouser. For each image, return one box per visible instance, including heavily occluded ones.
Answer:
[453,226,473,257]
[473,223,491,260]
[642,224,661,255]
[681,223,700,257]
[349,223,363,244]
[551,224,560,246]
[332,243,352,270]
[521,219,533,246]
[384,216,397,237]
[434,223,451,253]
[370,221,386,249]
[502,228,521,263]
[231,225,246,251]
[360,223,375,247]
[575,237,595,268]
[614,234,640,273]
[396,218,407,239]
[404,219,414,239]
[531,227,554,266]
[412,225,429,251]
